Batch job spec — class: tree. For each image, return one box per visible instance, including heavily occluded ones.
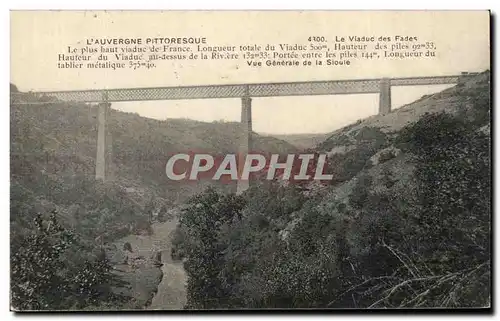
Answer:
[174,188,245,309]
[11,211,128,310]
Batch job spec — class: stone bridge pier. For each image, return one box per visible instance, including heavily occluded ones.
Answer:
[379,78,392,115]
[236,90,252,195]
[95,92,112,181]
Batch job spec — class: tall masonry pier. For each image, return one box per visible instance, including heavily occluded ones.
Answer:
[237,87,252,195]
[96,92,111,181]
[379,78,392,115]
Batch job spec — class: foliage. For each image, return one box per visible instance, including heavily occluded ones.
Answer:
[318,127,388,184]
[173,185,342,309]
[174,111,490,309]
[11,211,129,310]
[10,168,152,243]
[175,187,246,309]
[398,112,490,271]
[326,143,380,183]
[337,112,491,308]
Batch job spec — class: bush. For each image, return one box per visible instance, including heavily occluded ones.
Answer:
[355,127,387,146]
[11,211,128,310]
[349,174,373,210]
[327,143,379,183]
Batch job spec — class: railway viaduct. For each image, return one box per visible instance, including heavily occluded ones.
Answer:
[11,73,476,193]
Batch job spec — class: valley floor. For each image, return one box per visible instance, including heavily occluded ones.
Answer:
[149,219,187,310]
[111,218,187,310]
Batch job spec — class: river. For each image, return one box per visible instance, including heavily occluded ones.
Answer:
[148,219,187,310]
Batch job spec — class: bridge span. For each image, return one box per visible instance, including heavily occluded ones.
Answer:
[11,73,477,193]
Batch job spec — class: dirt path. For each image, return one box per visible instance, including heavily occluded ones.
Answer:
[148,219,187,310]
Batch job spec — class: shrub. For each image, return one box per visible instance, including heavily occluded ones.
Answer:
[338,112,491,308]
[349,174,373,210]
[11,211,128,310]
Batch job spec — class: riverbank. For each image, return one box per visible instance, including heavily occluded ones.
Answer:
[148,218,187,310]
[108,218,186,310]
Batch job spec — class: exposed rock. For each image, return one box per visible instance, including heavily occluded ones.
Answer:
[326,145,356,157]
[369,146,402,166]
[478,124,490,135]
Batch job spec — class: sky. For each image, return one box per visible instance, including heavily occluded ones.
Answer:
[111,84,455,134]
[10,11,490,134]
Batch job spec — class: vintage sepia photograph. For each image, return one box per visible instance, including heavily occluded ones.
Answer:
[9,10,491,311]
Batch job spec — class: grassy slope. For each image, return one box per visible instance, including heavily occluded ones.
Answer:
[11,102,298,209]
